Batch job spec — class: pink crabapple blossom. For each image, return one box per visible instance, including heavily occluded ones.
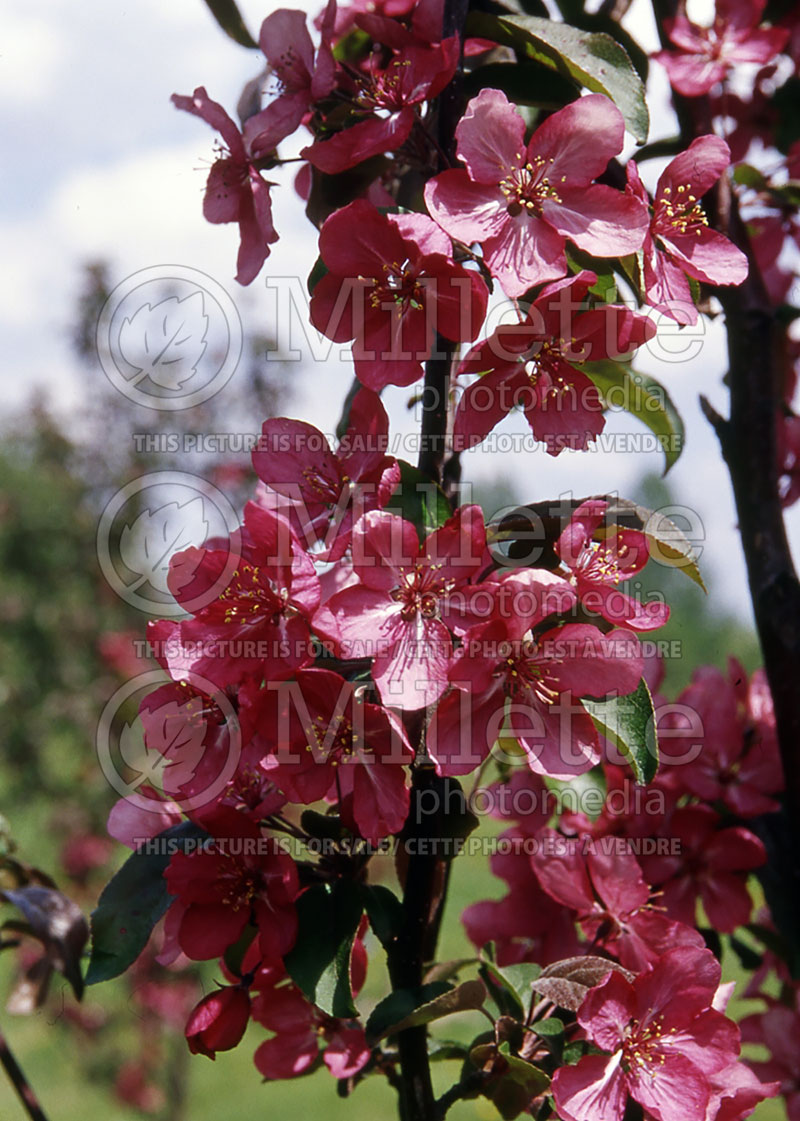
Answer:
[185,986,251,1059]
[157,502,320,691]
[313,505,487,708]
[309,200,488,389]
[254,667,414,842]
[531,832,705,971]
[301,38,460,173]
[663,659,783,815]
[639,803,766,933]
[257,0,337,143]
[461,836,580,966]
[653,0,789,97]
[555,498,671,631]
[251,389,400,560]
[740,1002,800,1118]
[453,271,655,454]
[163,807,299,962]
[625,136,748,325]
[427,614,644,779]
[253,983,370,1080]
[551,945,775,1121]
[171,87,283,285]
[424,89,649,298]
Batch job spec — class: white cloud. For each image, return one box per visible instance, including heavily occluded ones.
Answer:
[0,13,65,104]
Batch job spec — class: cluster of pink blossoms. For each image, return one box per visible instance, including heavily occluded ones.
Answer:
[106,431,785,1111]
[93,0,800,1115]
[463,656,789,1118]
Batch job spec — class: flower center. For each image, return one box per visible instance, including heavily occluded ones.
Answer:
[216,564,286,623]
[223,865,261,910]
[356,56,414,113]
[655,184,709,237]
[500,155,563,217]
[390,562,455,621]
[304,711,357,765]
[575,539,627,585]
[621,1016,670,1072]
[272,45,307,95]
[175,681,229,729]
[367,260,426,314]
[696,19,726,61]
[498,641,561,706]
[301,464,344,504]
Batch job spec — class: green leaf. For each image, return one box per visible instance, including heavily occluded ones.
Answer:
[384,460,452,539]
[565,246,618,303]
[583,678,658,785]
[500,962,542,1005]
[300,809,344,843]
[562,1040,591,1064]
[687,274,702,309]
[734,163,768,190]
[583,359,685,474]
[307,256,329,296]
[533,1017,565,1036]
[332,26,371,62]
[632,136,682,163]
[361,884,404,949]
[772,76,800,154]
[479,959,541,1019]
[366,982,451,1044]
[223,922,257,979]
[86,821,206,985]
[769,181,800,209]
[629,502,706,592]
[466,12,649,142]
[202,0,258,48]
[366,980,486,1044]
[463,61,578,109]
[480,962,524,1019]
[285,881,363,1018]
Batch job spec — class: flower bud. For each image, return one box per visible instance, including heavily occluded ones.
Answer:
[186,987,250,1059]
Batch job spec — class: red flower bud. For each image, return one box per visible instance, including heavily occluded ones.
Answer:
[186,987,250,1059]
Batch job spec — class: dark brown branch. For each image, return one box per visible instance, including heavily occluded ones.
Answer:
[710,204,800,973]
[392,3,474,1117]
[0,1023,50,1121]
[651,0,800,974]
[417,0,469,489]
[387,770,446,1121]
[418,334,452,487]
[713,209,800,807]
